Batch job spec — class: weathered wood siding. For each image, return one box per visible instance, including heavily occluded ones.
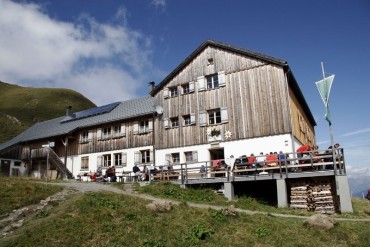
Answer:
[77,118,153,155]
[154,46,292,149]
[289,88,316,147]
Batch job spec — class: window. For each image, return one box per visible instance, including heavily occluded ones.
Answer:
[184,152,193,162]
[208,109,221,125]
[114,153,122,166]
[141,150,151,163]
[81,131,89,142]
[14,161,21,167]
[102,127,111,139]
[81,156,89,169]
[182,83,190,94]
[185,151,198,163]
[207,74,219,89]
[171,153,180,164]
[169,86,178,97]
[183,115,191,126]
[113,125,121,137]
[103,154,111,167]
[171,117,179,128]
[140,120,149,133]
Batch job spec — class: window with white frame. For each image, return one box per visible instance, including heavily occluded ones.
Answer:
[141,150,151,163]
[102,127,111,139]
[81,131,89,142]
[103,154,111,167]
[182,83,190,94]
[207,74,219,89]
[183,115,191,126]
[184,151,198,163]
[208,109,221,125]
[114,153,122,166]
[140,120,149,133]
[169,86,178,97]
[113,125,121,137]
[171,117,179,128]
[81,156,89,170]
[171,153,180,164]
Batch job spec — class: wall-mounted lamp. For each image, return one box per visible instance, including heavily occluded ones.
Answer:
[284,140,289,146]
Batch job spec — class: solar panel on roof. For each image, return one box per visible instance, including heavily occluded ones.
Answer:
[61,102,120,123]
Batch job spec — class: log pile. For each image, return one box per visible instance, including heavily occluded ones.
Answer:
[289,180,335,214]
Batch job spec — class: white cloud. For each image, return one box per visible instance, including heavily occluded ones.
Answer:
[341,128,370,137]
[0,0,156,105]
[151,0,166,9]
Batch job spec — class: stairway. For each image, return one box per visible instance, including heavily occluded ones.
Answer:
[47,148,74,179]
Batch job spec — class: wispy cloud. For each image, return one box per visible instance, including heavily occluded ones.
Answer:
[341,128,370,137]
[0,0,157,105]
[151,0,166,9]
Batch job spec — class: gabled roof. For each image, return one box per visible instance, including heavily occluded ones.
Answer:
[150,39,316,126]
[0,96,156,152]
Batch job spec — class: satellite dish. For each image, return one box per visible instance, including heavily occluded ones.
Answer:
[155,105,164,115]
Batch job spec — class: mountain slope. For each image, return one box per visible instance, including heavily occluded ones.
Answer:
[0,81,96,143]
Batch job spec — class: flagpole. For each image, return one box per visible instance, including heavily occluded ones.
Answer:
[321,62,337,176]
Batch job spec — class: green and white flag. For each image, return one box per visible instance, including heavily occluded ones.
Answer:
[315,75,334,125]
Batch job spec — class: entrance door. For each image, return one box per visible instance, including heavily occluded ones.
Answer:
[209,148,224,160]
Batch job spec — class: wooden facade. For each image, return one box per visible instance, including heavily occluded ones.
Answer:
[153,45,311,150]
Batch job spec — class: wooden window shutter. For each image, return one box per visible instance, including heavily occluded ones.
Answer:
[150,150,154,163]
[122,152,127,166]
[218,71,226,87]
[164,118,169,129]
[121,124,126,136]
[88,131,92,141]
[97,128,102,140]
[189,81,195,92]
[199,111,207,127]
[190,113,196,125]
[148,120,153,132]
[163,88,169,99]
[192,151,198,162]
[133,122,138,134]
[221,107,229,123]
[97,155,103,167]
[134,151,140,163]
[197,76,205,91]
[165,153,171,163]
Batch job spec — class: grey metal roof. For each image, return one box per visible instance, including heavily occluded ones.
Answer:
[0,96,156,151]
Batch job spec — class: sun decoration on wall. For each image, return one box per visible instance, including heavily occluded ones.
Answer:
[224,130,232,140]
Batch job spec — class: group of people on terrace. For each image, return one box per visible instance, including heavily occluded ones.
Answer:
[233,143,343,170]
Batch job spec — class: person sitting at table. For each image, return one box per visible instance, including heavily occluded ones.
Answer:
[247,154,256,168]
[255,152,265,168]
[141,165,149,181]
[106,166,116,182]
[265,152,278,167]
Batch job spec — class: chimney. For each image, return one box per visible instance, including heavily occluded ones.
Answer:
[66,106,73,117]
[148,81,155,93]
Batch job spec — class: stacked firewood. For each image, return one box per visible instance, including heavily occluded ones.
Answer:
[290,184,309,210]
[310,184,335,214]
[289,181,335,214]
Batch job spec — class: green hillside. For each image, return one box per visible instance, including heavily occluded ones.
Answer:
[0,81,96,143]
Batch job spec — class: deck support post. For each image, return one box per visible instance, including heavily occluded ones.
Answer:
[276,178,288,208]
[335,175,353,213]
[223,182,234,201]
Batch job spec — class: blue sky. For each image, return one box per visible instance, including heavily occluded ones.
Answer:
[1,0,369,179]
